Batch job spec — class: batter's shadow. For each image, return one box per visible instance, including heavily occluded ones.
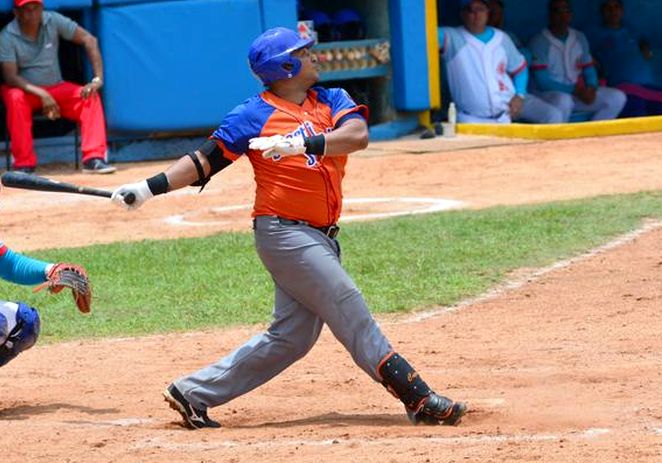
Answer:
[0,402,118,420]
[235,412,409,429]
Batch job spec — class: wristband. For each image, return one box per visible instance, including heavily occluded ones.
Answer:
[304,134,326,155]
[146,172,169,196]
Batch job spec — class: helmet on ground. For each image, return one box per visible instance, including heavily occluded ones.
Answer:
[248,27,315,85]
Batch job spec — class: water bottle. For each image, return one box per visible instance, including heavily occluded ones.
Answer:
[445,102,457,137]
[448,102,457,125]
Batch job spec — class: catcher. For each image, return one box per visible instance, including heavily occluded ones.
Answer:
[0,240,90,367]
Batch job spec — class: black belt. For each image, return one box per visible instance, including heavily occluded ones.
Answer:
[277,217,340,239]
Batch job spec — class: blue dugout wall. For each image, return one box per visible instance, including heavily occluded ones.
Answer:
[95,0,296,132]
[1,0,297,134]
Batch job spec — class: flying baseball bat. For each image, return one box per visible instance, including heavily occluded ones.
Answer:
[1,171,135,205]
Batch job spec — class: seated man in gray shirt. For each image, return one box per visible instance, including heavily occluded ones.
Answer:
[0,0,115,173]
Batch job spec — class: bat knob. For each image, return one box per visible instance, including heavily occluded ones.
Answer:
[123,192,136,205]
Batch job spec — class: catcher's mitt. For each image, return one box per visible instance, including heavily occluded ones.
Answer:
[34,263,92,313]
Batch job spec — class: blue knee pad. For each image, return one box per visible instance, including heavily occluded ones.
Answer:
[0,312,8,345]
[0,303,41,367]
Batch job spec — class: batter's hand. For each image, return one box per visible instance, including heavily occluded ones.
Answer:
[249,135,306,159]
[111,180,153,210]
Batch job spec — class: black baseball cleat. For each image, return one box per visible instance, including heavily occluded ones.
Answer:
[163,383,221,429]
[406,393,467,426]
[82,158,116,174]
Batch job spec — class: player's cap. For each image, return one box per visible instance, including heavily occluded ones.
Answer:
[460,0,489,8]
[14,0,43,7]
[248,27,314,85]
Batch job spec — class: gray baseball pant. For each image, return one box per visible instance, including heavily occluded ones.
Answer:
[175,215,393,410]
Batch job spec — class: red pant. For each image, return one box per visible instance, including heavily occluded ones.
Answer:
[1,82,108,168]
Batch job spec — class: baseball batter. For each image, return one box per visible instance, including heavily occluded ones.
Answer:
[111,27,467,430]
[527,0,626,121]
[0,241,90,367]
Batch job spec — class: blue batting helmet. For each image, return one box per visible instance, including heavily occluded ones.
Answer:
[248,27,315,85]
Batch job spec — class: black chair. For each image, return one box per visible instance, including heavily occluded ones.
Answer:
[2,110,80,171]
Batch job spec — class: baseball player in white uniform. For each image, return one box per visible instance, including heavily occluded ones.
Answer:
[439,0,563,124]
[528,0,626,121]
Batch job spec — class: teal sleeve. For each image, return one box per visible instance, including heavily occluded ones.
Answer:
[512,67,529,95]
[0,248,49,286]
[532,68,575,93]
[583,66,599,88]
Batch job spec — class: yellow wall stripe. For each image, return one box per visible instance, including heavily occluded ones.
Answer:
[457,116,662,139]
[425,0,441,109]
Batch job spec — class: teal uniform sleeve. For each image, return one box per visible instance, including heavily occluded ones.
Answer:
[583,66,599,88]
[512,66,529,95]
[0,248,49,286]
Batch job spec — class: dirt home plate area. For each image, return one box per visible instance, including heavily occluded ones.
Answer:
[1,133,662,462]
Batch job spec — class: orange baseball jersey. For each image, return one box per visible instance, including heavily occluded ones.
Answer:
[211,86,368,227]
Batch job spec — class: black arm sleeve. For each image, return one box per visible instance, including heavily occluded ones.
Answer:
[190,138,232,189]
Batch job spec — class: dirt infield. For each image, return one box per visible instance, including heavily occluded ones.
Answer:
[1,132,662,462]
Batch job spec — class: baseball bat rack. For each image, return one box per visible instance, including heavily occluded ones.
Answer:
[312,38,391,82]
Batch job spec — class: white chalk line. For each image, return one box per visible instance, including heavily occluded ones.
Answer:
[63,417,157,428]
[131,428,611,452]
[402,219,662,324]
[163,197,465,227]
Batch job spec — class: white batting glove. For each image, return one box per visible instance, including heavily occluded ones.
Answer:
[248,134,284,152]
[249,135,307,159]
[111,180,153,210]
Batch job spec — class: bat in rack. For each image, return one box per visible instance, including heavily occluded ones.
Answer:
[0,171,136,205]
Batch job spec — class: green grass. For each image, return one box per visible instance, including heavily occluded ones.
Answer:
[3,191,662,343]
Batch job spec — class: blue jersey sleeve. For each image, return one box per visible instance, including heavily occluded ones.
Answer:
[211,96,275,156]
[314,87,368,127]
